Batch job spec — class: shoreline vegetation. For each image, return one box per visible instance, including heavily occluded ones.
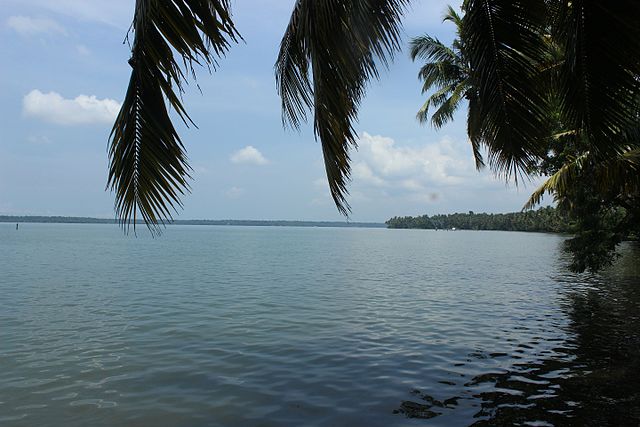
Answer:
[386,206,572,233]
[3,206,568,232]
[0,216,385,228]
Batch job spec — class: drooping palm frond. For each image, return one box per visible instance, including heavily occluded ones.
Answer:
[109,0,239,234]
[466,92,485,169]
[523,152,588,211]
[276,0,409,215]
[464,0,550,179]
[428,82,466,129]
[553,0,640,158]
[416,61,464,92]
[524,148,640,211]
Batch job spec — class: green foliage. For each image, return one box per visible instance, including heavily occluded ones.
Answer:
[529,156,640,273]
[386,206,571,233]
[0,216,384,228]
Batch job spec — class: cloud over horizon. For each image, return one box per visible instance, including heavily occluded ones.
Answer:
[23,90,120,125]
[230,146,269,165]
[351,132,478,193]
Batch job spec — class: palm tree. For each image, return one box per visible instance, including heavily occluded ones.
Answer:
[410,6,468,129]
[409,5,484,168]
[109,0,640,234]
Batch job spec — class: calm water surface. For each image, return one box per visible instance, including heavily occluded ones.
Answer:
[1,224,638,426]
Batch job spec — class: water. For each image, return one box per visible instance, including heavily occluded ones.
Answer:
[0,223,638,426]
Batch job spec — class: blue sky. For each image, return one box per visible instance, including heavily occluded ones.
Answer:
[0,0,544,222]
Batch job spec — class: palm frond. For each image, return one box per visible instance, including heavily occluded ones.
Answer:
[443,5,463,29]
[429,82,466,128]
[466,93,485,169]
[276,0,409,215]
[416,83,455,124]
[524,148,640,210]
[410,35,457,63]
[554,0,640,158]
[465,0,550,180]
[109,0,239,234]
[523,153,586,210]
[417,61,464,93]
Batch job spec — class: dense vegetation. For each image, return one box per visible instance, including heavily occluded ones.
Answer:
[0,216,384,228]
[386,207,570,233]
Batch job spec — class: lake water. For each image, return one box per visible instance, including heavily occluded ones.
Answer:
[1,223,638,426]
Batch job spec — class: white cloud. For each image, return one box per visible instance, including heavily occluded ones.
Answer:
[230,146,269,165]
[225,186,245,198]
[352,132,476,191]
[343,132,546,212]
[6,16,66,36]
[23,90,120,125]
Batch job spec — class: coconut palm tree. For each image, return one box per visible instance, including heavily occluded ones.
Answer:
[409,5,484,168]
[109,0,640,234]
[410,6,468,130]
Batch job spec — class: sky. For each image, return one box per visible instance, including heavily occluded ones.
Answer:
[0,0,545,222]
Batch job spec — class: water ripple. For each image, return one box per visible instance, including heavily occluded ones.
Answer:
[1,224,638,426]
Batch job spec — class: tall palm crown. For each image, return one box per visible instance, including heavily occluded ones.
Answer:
[410,6,468,129]
[409,6,484,168]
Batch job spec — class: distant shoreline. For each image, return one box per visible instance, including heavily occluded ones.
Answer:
[1,215,386,229]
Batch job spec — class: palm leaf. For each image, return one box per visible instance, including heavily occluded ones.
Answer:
[417,61,464,93]
[429,82,466,128]
[410,35,458,64]
[524,148,640,211]
[523,153,587,211]
[464,0,550,179]
[442,5,463,29]
[276,0,409,215]
[109,0,239,234]
[466,92,485,169]
[553,0,640,158]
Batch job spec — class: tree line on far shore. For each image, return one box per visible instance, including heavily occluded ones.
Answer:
[386,206,571,233]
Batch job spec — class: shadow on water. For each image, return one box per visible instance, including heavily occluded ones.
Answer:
[395,243,640,426]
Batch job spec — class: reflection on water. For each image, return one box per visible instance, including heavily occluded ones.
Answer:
[396,243,640,426]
